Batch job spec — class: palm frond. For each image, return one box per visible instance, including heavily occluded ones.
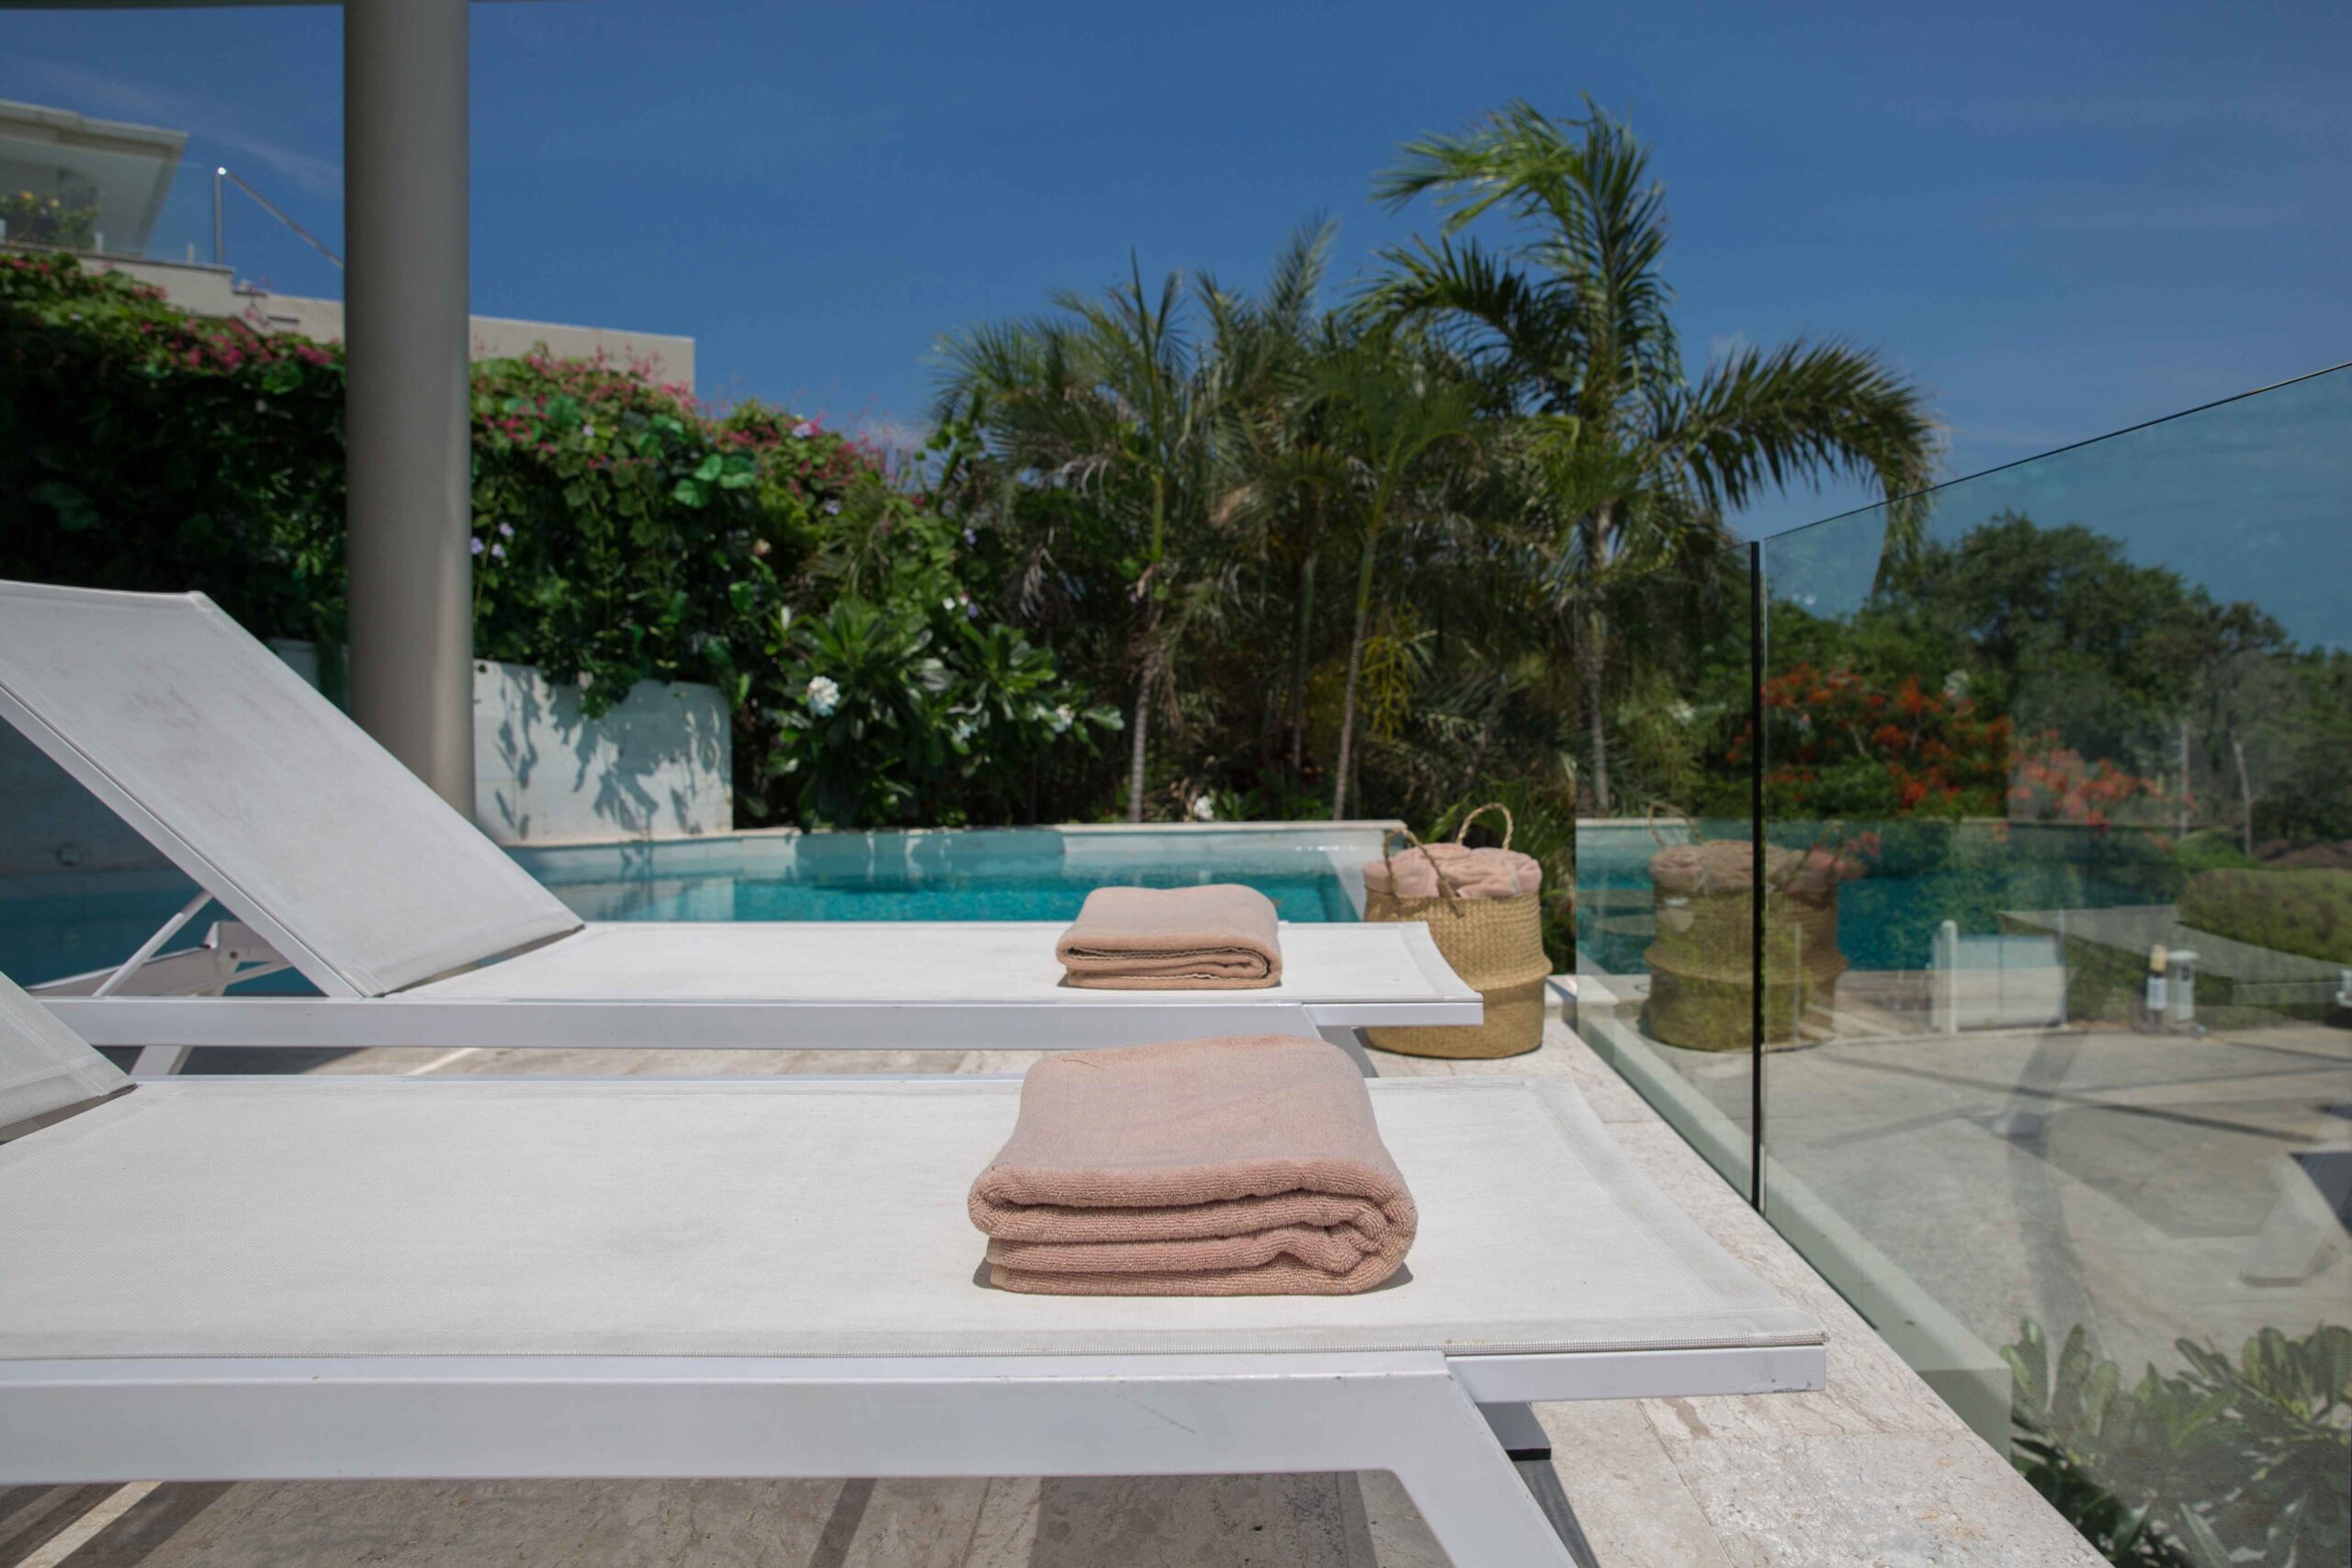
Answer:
[1657,339,1939,519]
[1356,235,1580,403]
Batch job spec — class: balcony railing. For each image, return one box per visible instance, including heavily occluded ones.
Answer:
[0,131,342,298]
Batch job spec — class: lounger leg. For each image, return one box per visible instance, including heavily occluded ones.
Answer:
[1478,1401,1551,1461]
[1385,1376,1578,1566]
[1319,1025,1380,1077]
[130,1045,192,1078]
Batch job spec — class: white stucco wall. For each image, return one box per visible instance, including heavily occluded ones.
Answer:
[73,257,696,392]
[472,660,733,847]
[0,649,731,875]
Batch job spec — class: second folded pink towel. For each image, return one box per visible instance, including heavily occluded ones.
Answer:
[968,1035,1418,1295]
[1055,884,1283,989]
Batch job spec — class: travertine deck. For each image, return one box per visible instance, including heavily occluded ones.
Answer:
[6,1010,2104,1567]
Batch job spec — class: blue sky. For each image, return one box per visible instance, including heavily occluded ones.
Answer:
[6,0,2346,549]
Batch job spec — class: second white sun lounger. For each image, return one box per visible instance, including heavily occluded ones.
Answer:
[0,581,1478,1065]
[0,973,1823,1567]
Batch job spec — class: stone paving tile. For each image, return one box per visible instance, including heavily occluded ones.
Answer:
[1001,1474,1364,1566]
[410,1045,823,1077]
[1532,1399,1734,1567]
[1350,1473,1447,1567]
[64,1483,234,1568]
[0,1483,119,1563]
[841,1478,998,1566]
[957,1049,1049,1076]
[128,1479,845,1566]
[1663,1432,2104,1568]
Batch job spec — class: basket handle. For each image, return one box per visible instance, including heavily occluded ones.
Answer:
[1763,821,1854,896]
[1379,827,1461,911]
[1645,798,1702,849]
[1452,801,1515,852]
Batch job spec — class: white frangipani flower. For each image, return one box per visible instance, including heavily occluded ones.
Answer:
[804,675,840,716]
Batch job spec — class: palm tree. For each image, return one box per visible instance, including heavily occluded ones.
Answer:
[1363,98,1937,811]
[1303,332,1480,819]
[939,260,1235,821]
[1194,221,1341,797]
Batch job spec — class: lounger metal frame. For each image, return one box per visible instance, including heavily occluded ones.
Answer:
[0,989,1826,1567]
[4,1344,1820,1565]
[34,930,1473,1074]
[0,1071,1826,1566]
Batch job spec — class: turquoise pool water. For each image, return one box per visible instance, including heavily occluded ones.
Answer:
[0,832,1363,988]
[540,865,1357,925]
[0,882,220,995]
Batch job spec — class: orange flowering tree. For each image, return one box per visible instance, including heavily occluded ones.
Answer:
[1738,662,2010,818]
[2007,736,2183,834]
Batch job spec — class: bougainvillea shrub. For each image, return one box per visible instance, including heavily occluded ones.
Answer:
[0,254,1112,827]
[0,253,347,644]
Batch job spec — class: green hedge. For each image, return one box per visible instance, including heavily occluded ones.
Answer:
[0,253,1114,828]
[0,252,347,645]
[2179,868,2352,966]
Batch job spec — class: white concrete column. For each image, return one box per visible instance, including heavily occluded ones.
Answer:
[343,0,474,810]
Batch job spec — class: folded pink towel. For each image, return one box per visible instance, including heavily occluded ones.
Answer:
[1363,840,1544,901]
[1055,884,1282,989]
[967,1036,1418,1296]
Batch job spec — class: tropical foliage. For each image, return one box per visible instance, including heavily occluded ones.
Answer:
[933,98,1938,845]
[1361,98,1937,812]
[0,251,1113,828]
[0,250,347,645]
[2006,1320,2352,1567]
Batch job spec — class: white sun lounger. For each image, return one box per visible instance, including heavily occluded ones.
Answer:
[0,581,1478,1069]
[0,974,1824,1566]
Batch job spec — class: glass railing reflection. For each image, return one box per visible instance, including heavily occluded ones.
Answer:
[1757,365,2352,1563]
[1573,365,2350,1557]
[1571,538,1759,1195]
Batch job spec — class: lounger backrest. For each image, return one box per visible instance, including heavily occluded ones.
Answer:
[0,968,128,1130]
[0,581,582,997]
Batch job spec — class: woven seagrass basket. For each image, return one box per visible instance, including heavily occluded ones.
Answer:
[1644,839,1848,1051]
[1362,806,1554,1059]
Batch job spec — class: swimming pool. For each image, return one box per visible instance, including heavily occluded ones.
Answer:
[517,826,1370,926]
[0,824,1383,988]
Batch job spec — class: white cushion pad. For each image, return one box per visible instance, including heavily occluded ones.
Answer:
[0,1076,1818,1361]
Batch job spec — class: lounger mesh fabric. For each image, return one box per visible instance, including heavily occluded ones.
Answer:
[0,972,129,1131]
[0,581,582,996]
[0,1075,1820,1360]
